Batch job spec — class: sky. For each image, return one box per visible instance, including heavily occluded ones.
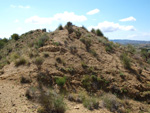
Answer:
[0,0,150,40]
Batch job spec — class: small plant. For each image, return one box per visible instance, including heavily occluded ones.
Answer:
[120,53,131,69]
[83,97,99,110]
[80,38,91,51]
[120,72,125,79]
[102,93,122,112]
[11,33,20,40]
[96,29,103,36]
[58,24,63,30]
[81,75,92,90]
[70,46,77,54]
[127,44,136,54]
[105,42,113,53]
[81,61,88,69]
[56,57,62,63]
[20,76,31,84]
[38,90,66,113]
[15,57,27,66]
[43,52,49,58]
[65,22,74,34]
[53,41,61,46]
[36,34,49,48]
[34,57,44,70]
[89,49,97,57]
[55,76,67,87]
[91,28,96,34]
[75,29,81,38]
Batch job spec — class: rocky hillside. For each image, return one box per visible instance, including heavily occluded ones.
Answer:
[0,22,150,113]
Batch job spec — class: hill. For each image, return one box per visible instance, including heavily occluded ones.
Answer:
[0,23,150,113]
[111,39,150,45]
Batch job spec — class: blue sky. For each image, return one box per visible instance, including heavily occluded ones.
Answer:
[0,0,150,40]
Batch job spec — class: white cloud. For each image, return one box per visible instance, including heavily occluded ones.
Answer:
[10,5,30,9]
[14,19,19,23]
[119,16,136,22]
[87,9,100,15]
[25,11,87,24]
[88,21,136,32]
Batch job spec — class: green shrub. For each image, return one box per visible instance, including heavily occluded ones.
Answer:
[81,61,88,69]
[105,42,113,53]
[127,44,136,54]
[55,76,66,87]
[43,52,49,58]
[20,76,31,84]
[120,53,131,69]
[83,97,99,110]
[11,33,20,40]
[96,29,103,36]
[15,57,27,66]
[81,75,92,90]
[36,34,49,48]
[65,22,74,34]
[56,57,62,63]
[75,29,81,38]
[38,90,66,113]
[91,28,96,34]
[102,93,122,112]
[58,24,63,30]
[89,49,97,57]
[34,57,44,70]
[70,46,77,54]
[80,38,91,51]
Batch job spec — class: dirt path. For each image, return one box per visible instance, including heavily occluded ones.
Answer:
[0,79,38,113]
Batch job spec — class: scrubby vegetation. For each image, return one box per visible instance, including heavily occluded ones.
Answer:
[0,22,150,113]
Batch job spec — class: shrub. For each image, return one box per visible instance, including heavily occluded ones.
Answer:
[15,57,27,66]
[81,75,92,90]
[36,34,49,48]
[11,33,20,40]
[127,44,136,54]
[105,42,113,53]
[141,48,149,61]
[20,76,31,84]
[34,57,44,70]
[102,93,122,112]
[55,76,66,87]
[96,29,103,36]
[82,26,88,31]
[56,57,62,63]
[120,53,131,69]
[65,22,74,34]
[80,38,91,51]
[43,52,49,58]
[81,61,88,69]
[38,91,66,113]
[70,46,77,54]
[91,28,96,34]
[89,49,97,57]
[58,24,63,30]
[83,97,99,110]
[75,29,81,38]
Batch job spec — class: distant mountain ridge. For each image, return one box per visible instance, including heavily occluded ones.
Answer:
[111,39,150,45]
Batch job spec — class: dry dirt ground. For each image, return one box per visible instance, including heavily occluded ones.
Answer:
[0,72,110,113]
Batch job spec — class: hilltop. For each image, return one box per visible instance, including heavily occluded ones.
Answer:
[0,22,150,113]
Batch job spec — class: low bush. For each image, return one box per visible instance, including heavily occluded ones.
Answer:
[102,93,123,112]
[58,24,63,30]
[120,53,131,69]
[96,29,103,36]
[38,90,66,113]
[20,76,31,84]
[91,28,96,34]
[83,97,99,110]
[15,57,27,66]
[55,76,67,87]
[80,38,91,51]
[11,33,20,40]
